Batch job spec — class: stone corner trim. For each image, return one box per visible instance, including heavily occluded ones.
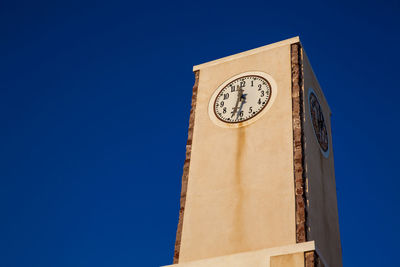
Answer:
[305,251,315,267]
[305,251,326,267]
[291,43,307,243]
[173,70,200,264]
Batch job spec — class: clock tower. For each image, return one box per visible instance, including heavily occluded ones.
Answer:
[164,37,342,267]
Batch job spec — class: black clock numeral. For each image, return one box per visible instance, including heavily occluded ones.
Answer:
[223,107,227,114]
[223,93,229,100]
[239,111,244,117]
[258,84,262,91]
[231,86,235,92]
[251,80,254,87]
[258,98,261,105]
[249,106,253,113]
[260,91,264,97]
[220,101,224,107]
[240,81,246,87]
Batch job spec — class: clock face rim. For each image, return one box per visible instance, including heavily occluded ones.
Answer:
[212,75,272,124]
[308,88,330,158]
[208,71,277,128]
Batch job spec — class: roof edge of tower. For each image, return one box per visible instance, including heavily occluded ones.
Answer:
[193,36,301,71]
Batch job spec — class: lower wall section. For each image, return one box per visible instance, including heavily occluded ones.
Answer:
[270,252,304,267]
[162,242,315,267]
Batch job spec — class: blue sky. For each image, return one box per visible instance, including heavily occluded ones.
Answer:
[1,0,399,266]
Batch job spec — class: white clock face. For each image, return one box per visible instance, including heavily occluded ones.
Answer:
[213,75,272,123]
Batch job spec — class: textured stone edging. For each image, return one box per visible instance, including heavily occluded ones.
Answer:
[173,70,200,264]
[291,43,307,243]
[305,251,315,267]
[305,250,326,267]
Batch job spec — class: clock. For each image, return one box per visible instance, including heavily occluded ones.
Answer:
[308,89,329,155]
[208,71,277,128]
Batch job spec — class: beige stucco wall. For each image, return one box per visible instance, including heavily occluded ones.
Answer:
[270,252,304,267]
[178,39,298,263]
[165,242,314,267]
[302,51,343,267]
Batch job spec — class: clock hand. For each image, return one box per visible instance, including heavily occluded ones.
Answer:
[231,85,243,118]
[317,110,324,130]
[236,93,247,120]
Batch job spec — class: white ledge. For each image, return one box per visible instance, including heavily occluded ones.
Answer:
[163,241,315,267]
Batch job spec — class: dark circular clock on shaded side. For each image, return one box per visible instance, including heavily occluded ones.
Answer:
[309,92,328,152]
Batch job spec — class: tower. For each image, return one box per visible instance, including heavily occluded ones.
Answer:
[164,37,342,267]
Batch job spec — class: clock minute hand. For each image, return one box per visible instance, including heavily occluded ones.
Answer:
[236,93,247,120]
[231,85,243,118]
